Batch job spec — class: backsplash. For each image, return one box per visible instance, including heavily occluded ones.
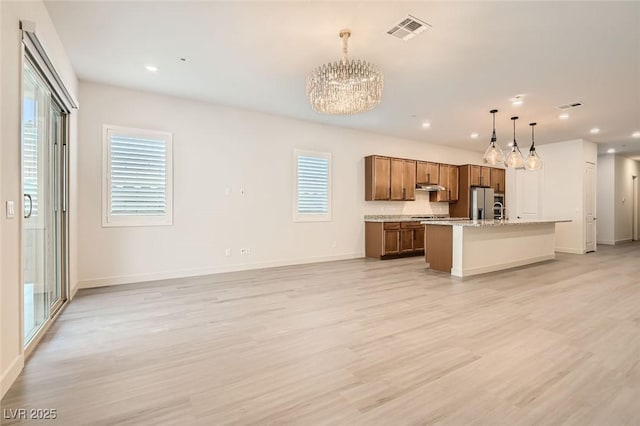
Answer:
[362,191,449,215]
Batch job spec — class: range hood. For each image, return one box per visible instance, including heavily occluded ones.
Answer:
[416,183,446,192]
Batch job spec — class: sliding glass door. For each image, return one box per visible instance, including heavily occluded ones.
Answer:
[22,57,67,346]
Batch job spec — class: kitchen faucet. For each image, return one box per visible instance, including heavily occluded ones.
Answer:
[493,201,505,220]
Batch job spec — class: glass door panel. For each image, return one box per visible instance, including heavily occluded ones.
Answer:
[22,58,64,345]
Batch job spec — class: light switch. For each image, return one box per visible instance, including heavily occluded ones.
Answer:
[224,187,231,196]
[6,201,15,219]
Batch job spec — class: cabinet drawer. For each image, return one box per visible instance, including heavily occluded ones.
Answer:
[383,222,401,230]
[401,221,421,228]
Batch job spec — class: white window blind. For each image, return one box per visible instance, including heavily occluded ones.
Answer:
[103,126,173,227]
[23,121,39,216]
[294,150,331,221]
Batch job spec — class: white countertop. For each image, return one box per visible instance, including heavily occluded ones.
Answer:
[420,218,572,227]
[364,215,453,223]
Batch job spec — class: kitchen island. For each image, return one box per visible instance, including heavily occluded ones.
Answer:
[421,219,571,277]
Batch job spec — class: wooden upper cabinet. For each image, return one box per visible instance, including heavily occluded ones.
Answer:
[403,160,416,201]
[390,158,404,200]
[448,166,459,201]
[431,164,459,203]
[470,165,491,187]
[416,161,439,184]
[365,156,391,200]
[480,167,491,187]
[491,168,506,194]
[470,165,481,186]
[365,156,416,201]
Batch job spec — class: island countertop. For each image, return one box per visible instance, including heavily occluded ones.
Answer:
[420,218,572,227]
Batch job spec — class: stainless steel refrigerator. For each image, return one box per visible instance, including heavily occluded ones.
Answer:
[471,187,495,220]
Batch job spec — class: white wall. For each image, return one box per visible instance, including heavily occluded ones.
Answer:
[77,81,485,288]
[596,154,640,244]
[0,0,78,398]
[597,155,615,244]
[613,156,640,242]
[506,139,597,254]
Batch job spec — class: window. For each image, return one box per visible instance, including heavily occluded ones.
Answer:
[294,150,331,222]
[102,125,173,227]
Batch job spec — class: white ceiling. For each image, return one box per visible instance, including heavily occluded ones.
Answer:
[44,1,640,157]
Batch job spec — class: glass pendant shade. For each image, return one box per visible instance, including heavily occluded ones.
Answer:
[524,149,542,171]
[307,30,383,115]
[504,116,524,169]
[482,109,504,165]
[524,122,543,171]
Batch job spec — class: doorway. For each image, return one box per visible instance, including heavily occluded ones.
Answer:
[22,55,69,348]
[584,162,596,253]
[633,176,638,241]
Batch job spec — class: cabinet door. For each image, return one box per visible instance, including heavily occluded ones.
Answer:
[403,160,416,200]
[383,230,400,254]
[400,229,414,252]
[373,156,391,200]
[413,228,425,251]
[470,165,481,186]
[433,164,451,202]
[390,158,404,201]
[448,166,459,201]
[480,167,491,187]
[491,168,506,194]
[417,161,439,184]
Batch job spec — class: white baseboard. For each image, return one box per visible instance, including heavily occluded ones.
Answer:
[615,239,632,245]
[78,252,363,289]
[456,254,555,278]
[555,247,586,254]
[597,240,615,245]
[70,282,80,300]
[1,354,24,399]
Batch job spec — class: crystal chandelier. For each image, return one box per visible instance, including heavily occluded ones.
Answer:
[482,109,504,165]
[505,116,525,169]
[524,122,543,170]
[307,29,383,115]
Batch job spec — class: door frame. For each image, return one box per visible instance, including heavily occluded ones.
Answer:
[20,32,73,357]
[584,162,597,253]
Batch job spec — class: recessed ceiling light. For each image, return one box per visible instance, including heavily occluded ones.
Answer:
[145,65,158,72]
[422,121,431,129]
[470,132,479,139]
[607,148,616,154]
[632,131,640,139]
[511,95,524,106]
[558,113,570,120]
[590,127,600,134]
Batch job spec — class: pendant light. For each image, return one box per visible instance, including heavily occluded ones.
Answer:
[524,122,543,171]
[482,109,504,165]
[505,116,525,169]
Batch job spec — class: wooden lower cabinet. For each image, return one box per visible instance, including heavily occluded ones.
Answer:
[365,221,425,259]
[384,229,400,254]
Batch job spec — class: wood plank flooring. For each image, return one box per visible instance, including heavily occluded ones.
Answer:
[2,243,640,425]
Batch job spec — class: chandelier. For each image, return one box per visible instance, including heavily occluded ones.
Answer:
[307,29,383,115]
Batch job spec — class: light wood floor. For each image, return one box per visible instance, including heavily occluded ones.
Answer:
[2,243,640,425]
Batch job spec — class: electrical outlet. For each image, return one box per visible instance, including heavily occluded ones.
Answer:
[332,241,337,248]
[225,248,231,256]
[224,187,231,196]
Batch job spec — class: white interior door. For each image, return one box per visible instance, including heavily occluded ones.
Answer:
[515,168,543,219]
[584,162,596,252]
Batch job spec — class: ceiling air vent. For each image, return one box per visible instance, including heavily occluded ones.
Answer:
[556,102,583,110]
[387,15,431,41]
